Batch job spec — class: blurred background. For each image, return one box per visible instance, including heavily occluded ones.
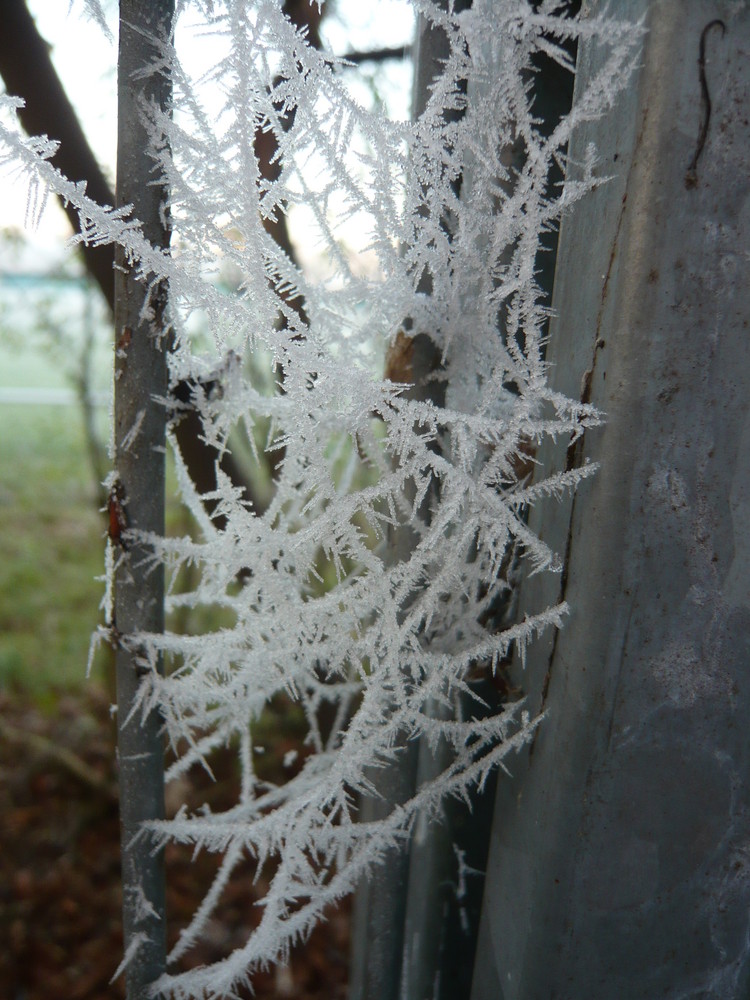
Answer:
[0,1,414,995]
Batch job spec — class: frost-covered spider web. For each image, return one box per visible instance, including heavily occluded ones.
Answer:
[0,1,641,995]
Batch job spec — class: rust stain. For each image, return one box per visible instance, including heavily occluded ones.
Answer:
[384,330,414,384]
[116,326,132,355]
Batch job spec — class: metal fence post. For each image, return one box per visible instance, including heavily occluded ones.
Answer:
[114,2,174,996]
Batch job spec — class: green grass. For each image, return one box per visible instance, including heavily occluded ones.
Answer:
[0,385,384,701]
[0,397,231,699]
[0,404,111,695]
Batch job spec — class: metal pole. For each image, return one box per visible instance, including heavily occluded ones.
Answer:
[114,2,173,996]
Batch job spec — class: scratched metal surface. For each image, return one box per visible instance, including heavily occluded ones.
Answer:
[471,2,750,997]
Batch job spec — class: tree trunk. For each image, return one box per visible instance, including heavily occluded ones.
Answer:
[471,3,750,997]
[0,0,116,304]
[114,2,173,996]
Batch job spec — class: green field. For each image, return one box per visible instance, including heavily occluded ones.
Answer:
[0,321,375,698]
[0,402,111,695]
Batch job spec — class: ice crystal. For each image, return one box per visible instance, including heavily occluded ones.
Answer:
[0,1,642,995]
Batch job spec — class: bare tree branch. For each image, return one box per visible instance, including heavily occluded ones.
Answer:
[340,44,411,66]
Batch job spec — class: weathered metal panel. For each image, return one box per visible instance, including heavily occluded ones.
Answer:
[472,2,750,997]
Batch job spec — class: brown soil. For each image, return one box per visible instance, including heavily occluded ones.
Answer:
[0,688,349,1000]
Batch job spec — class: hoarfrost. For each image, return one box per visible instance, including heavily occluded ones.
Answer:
[0,1,642,995]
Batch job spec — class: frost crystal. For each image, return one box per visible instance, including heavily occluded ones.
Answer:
[0,1,641,995]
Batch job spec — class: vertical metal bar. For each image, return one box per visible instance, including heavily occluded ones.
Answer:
[397,6,576,998]
[114,2,173,996]
[349,8,465,999]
